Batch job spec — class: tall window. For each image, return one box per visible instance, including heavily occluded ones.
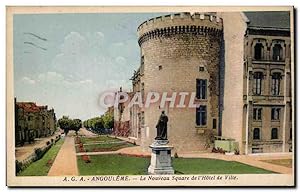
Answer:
[254,43,263,60]
[253,72,263,95]
[290,128,292,140]
[196,79,207,99]
[273,44,283,61]
[253,108,262,121]
[253,128,260,140]
[196,105,207,126]
[271,73,281,95]
[271,108,280,120]
[271,128,278,139]
[212,119,217,129]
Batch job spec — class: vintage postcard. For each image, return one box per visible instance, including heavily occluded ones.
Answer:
[6,6,295,187]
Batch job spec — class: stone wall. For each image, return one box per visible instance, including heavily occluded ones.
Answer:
[218,12,248,154]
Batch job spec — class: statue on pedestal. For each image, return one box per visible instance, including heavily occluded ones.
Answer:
[148,111,174,174]
[155,111,168,140]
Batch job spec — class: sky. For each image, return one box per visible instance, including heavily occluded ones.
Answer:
[13,13,167,120]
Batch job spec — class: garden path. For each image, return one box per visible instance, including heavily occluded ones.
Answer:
[48,136,78,176]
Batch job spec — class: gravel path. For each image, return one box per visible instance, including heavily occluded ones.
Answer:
[48,136,78,176]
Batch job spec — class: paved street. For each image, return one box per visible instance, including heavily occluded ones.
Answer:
[15,133,60,161]
[48,136,78,176]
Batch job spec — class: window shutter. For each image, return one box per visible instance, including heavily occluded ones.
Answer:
[203,80,207,99]
[196,79,200,99]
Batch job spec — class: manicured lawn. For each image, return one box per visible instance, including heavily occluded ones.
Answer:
[18,139,64,176]
[76,142,135,153]
[78,154,150,175]
[80,135,120,144]
[261,159,293,168]
[173,158,274,174]
[77,154,275,175]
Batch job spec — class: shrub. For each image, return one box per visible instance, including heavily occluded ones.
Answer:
[234,149,240,155]
[82,155,91,163]
[174,152,179,158]
[34,148,43,160]
[55,136,60,143]
[15,160,22,174]
[212,147,226,154]
[75,137,81,144]
[46,159,54,167]
[78,145,85,153]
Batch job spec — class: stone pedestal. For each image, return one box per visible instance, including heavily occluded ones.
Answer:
[148,140,175,175]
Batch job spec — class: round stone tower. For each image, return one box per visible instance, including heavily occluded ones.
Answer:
[136,12,223,152]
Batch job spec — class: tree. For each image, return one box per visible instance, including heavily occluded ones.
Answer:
[83,112,114,135]
[58,116,82,136]
[83,120,88,128]
[93,118,104,133]
[58,116,72,135]
[72,119,82,135]
[102,113,113,129]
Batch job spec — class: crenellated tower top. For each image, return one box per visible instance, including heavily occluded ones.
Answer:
[137,12,223,46]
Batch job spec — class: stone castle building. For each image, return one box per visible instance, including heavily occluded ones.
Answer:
[15,98,57,146]
[132,12,223,153]
[115,11,293,154]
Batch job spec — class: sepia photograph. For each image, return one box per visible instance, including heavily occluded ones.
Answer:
[6,6,295,187]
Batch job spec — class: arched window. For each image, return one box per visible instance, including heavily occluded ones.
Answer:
[271,128,278,139]
[253,107,262,120]
[253,72,263,95]
[271,107,281,120]
[271,72,281,95]
[273,44,283,61]
[254,43,264,60]
[253,128,260,140]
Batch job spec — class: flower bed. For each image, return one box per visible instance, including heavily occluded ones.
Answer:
[77,140,91,163]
